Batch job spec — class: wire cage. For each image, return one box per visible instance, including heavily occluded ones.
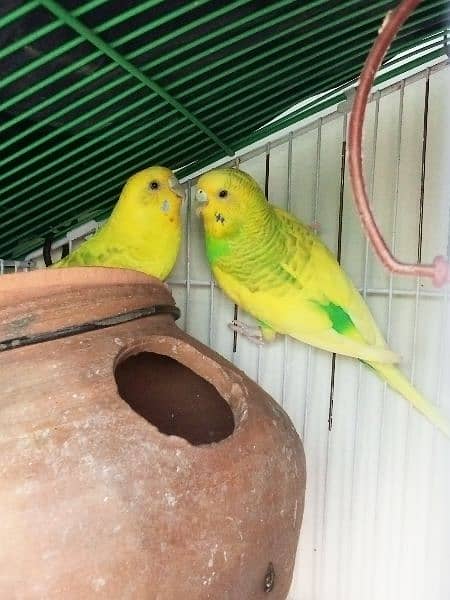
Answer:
[176,63,450,600]
[0,259,31,274]
[1,2,450,600]
[0,0,448,258]
[6,59,450,600]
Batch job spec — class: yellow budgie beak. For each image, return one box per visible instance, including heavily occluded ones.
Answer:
[195,188,208,203]
[168,175,185,199]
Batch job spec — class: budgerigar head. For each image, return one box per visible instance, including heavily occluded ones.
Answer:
[195,168,267,238]
[118,165,184,218]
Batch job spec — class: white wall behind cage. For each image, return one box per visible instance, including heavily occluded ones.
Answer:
[6,62,450,600]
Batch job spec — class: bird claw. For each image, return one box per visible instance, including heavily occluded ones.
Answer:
[309,221,321,234]
[228,320,264,345]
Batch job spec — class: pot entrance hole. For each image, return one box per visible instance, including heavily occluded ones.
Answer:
[114,352,235,445]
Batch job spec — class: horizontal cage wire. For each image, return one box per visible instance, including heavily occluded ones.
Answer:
[0,259,31,274]
[7,60,450,600]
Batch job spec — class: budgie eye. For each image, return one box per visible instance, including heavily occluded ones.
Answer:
[149,180,160,190]
[219,189,228,198]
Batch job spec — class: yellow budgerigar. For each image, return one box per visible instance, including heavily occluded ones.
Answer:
[195,167,449,437]
[53,165,184,280]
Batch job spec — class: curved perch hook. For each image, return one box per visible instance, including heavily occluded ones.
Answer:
[347,0,450,287]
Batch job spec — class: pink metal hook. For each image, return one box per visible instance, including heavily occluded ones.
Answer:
[347,0,450,287]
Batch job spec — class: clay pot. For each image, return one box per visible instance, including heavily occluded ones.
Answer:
[0,267,306,599]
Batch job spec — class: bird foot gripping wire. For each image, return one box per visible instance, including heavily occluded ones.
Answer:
[347,0,450,288]
[228,320,264,345]
[309,221,321,235]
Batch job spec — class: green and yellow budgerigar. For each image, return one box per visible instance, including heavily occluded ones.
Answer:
[53,165,184,280]
[195,167,450,437]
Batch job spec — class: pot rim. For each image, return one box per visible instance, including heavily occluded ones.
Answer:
[0,267,168,306]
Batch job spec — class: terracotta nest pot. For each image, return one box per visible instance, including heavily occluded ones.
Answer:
[0,267,306,599]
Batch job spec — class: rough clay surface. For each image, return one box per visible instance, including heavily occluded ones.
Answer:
[0,267,306,599]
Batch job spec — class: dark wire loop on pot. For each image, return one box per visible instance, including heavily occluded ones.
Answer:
[43,233,70,267]
[0,304,181,352]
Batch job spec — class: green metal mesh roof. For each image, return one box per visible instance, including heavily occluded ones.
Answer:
[0,0,449,259]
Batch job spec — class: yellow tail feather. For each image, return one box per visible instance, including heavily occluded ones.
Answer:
[369,362,450,438]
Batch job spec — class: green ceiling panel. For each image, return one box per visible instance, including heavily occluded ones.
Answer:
[0,0,448,259]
